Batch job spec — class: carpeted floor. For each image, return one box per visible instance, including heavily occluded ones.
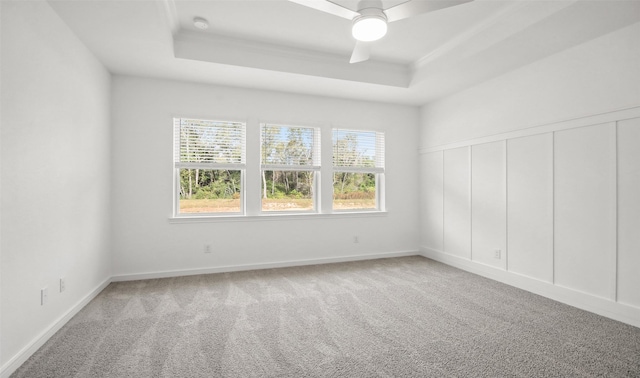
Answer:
[12,256,640,377]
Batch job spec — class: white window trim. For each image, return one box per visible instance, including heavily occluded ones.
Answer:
[168,210,388,223]
[173,117,247,217]
[261,164,321,171]
[260,123,321,214]
[332,128,385,212]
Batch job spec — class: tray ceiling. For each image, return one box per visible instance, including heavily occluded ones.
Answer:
[48,0,640,105]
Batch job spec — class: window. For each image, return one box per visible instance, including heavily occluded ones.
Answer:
[171,118,386,219]
[332,129,385,211]
[260,123,320,212]
[173,118,245,215]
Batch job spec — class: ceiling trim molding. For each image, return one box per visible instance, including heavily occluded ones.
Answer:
[174,30,411,88]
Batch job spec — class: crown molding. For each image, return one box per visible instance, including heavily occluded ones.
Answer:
[174,30,411,88]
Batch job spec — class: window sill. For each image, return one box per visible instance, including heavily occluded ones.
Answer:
[168,211,388,224]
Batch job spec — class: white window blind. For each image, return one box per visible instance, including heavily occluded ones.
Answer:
[332,129,385,173]
[261,123,321,171]
[174,118,246,169]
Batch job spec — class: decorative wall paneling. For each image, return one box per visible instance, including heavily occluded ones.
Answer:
[419,152,444,252]
[443,147,471,260]
[471,141,506,269]
[617,117,640,307]
[419,106,640,327]
[505,133,554,283]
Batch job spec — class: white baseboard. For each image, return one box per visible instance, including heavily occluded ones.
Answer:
[0,277,112,378]
[420,246,640,329]
[112,250,420,282]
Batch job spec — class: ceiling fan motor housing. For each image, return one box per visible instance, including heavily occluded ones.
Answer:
[352,8,388,42]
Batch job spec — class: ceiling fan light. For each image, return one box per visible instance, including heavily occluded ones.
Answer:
[352,16,387,42]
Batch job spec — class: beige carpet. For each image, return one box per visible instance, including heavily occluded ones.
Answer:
[12,256,640,377]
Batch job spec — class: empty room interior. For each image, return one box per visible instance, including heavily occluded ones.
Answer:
[1,0,640,376]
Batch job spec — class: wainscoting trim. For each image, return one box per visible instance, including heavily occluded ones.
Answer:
[420,105,640,154]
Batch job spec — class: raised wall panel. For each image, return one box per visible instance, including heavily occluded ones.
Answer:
[420,151,444,251]
[617,117,640,307]
[471,141,506,268]
[554,123,616,299]
[443,147,471,259]
[507,134,553,282]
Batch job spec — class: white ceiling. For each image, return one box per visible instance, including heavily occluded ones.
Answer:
[48,0,640,105]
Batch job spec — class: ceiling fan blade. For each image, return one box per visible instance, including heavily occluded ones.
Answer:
[288,0,359,20]
[384,0,473,23]
[349,41,371,63]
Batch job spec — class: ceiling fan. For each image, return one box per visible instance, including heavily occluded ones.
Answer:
[289,0,473,63]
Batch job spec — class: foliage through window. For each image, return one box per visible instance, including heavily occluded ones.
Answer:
[260,124,320,212]
[332,129,385,210]
[173,118,245,214]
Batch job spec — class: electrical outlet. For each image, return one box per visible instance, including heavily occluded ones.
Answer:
[41,287,48,305]
[204,244,212,254]
[494,249,501,259]
[353,236,359,244]
[60,277,66,293]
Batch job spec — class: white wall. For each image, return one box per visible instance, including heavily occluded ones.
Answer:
[554,123,616,299]
[419,22,640,327]
[110,76,420,278]
[442,147,470,260]
[419,151,442,252]
[0,1,3,369]
[420,22,640,148]
[506,134,553,282]
[617,117,640,307]
[0,1,111,374]
[470,141,506,269]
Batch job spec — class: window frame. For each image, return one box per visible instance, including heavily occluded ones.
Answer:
[170,118,387,220]
[173,117,247,217]
[332,128,385,212]
[259,123,321,214]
